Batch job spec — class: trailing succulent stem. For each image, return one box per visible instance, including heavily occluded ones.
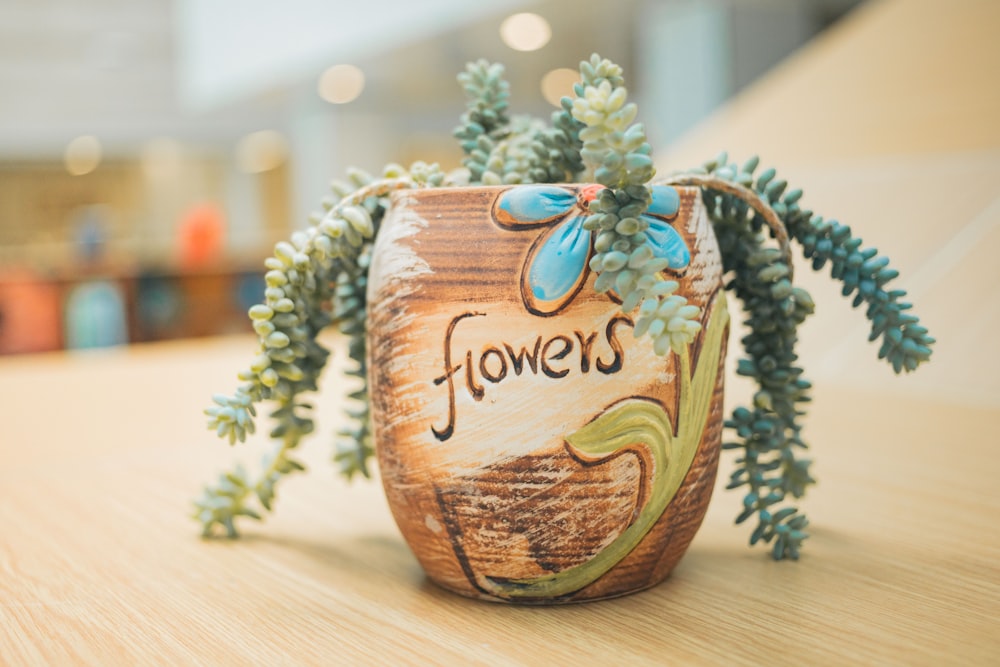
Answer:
[454,60,584,186]
[196,165,444,537]
[196,54,933,560]
[691,156,814,558]
[525,90,585,183]
[331,249,374,479]
[454,60,512,184]
[688,152,933,558]
[571,54,700,355]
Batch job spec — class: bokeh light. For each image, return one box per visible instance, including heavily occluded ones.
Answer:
[235,130,289,174]
[500,13,551,52]
[141,137,183,181]
[541,68,580,107]
[64,135,102,175]
[318,64,366,104]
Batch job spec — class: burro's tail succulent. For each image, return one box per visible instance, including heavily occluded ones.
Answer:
[194,54,933,561]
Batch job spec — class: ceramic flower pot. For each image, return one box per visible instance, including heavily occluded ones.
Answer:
[367,184,729,603]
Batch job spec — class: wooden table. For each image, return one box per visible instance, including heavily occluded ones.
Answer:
[4,0,999,664]
[3,336,997,665]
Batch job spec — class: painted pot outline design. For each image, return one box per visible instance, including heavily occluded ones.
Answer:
[367,185,728,603]
[492,184,691,317]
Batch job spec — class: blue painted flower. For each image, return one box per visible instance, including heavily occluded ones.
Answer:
[492,184,689,316]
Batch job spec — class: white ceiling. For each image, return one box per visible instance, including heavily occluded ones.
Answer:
[0,0,239,157]
[0,0,861,160]
[0,0,627,159]
[173,0,534,110]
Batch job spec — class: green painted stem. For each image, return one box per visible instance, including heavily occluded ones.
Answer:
[483,293,729,599]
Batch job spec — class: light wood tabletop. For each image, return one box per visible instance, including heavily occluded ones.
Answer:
[3,0,999,664]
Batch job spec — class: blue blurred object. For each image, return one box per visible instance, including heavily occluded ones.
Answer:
[234,271,266,313]
[64,280,128,349]
[73,207,110,265]
[136,273,183,340]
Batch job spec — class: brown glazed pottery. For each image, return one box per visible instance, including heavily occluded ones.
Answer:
[367,184,729,603]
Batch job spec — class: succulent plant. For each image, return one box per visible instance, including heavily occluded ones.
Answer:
[194,54,933,560]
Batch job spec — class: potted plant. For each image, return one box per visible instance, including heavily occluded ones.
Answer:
[194,55,933,603]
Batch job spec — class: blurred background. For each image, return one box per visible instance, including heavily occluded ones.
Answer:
[0,0,864,354]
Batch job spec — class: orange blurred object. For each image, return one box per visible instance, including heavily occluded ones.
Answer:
[0,270,63,354]
[177,203,226,267]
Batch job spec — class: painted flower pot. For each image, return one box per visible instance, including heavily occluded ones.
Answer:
[367,184,730,603]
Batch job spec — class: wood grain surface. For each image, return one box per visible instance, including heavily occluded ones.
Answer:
[2,0,999,663]
[1,333,997,665]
